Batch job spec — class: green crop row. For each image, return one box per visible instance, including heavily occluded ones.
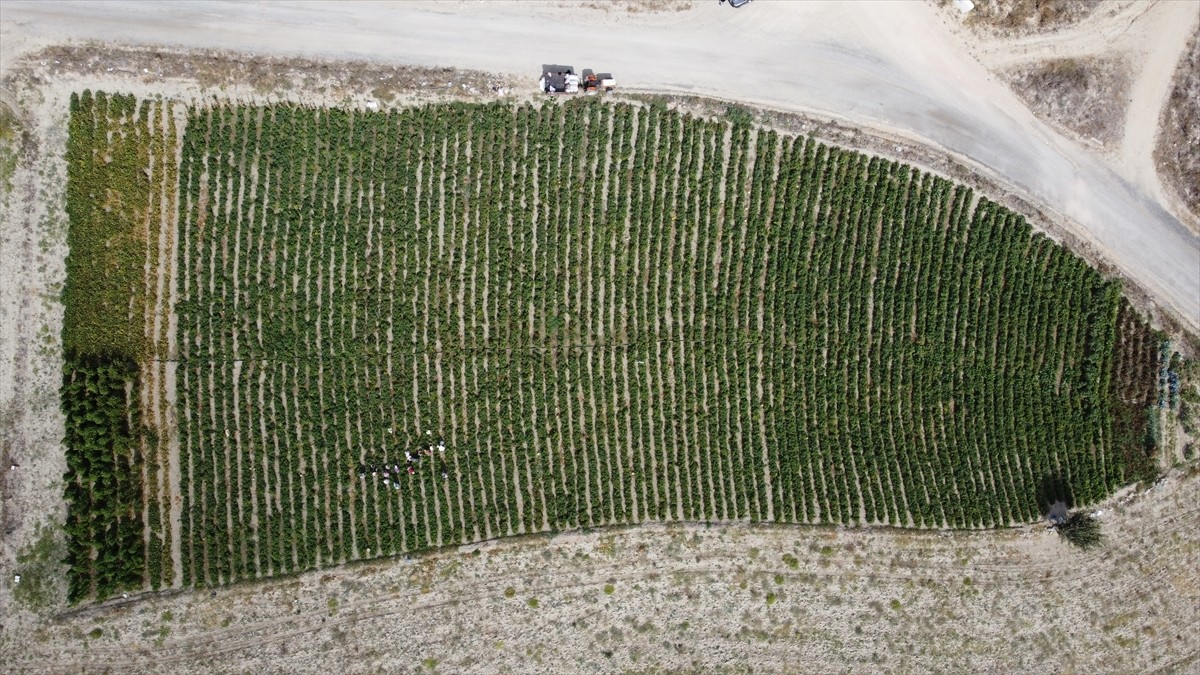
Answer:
[63,93,1159,593]
[61,92,177,601]
[61,352,143,602]
[165,98,1158,587]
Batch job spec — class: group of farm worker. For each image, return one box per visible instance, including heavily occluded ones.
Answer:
[358,432,451,488]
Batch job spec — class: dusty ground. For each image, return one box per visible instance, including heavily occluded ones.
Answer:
[1155,27,1200,220]
[0,1,1198,672]
[4,467,1199,674]
[945,0,1200,232]
[1001,56,1130,149]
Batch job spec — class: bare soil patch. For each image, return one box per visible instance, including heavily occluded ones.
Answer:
[33,43,514,104]
[1155,28,1200,221]
[3,466,1198,674]
[1002,56,1130,149]
[580,0,693,13]
[955,0,1105,37]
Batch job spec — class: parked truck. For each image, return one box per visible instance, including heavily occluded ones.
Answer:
[540,65,614,95]
[581,69,616,95]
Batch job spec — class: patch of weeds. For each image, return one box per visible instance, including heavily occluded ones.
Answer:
[725,104,756,127]
[1103,611,1137,632]
[13,522,68,611]
[604,584,615,595]
[1114,635,1139,649]
[774,574,785,585]
[161,610,173,622]
[631,618,656,634]
[596,536,618,557]
[766,592,778,606]
[782,553,799,569]
[221,616,232,628]
[439,560,461,579]
[527,597,539,609]
[88,627,103,639]
[327,597,339,615]
[504,586,516,598]
[962,576,972,587]
[421,657,439,670]
[890,599,901,611]
[372,85,399,103]
[748,547,760,559]
[0,101,21,192]
[819,545,835,556]
[0,102,16,139]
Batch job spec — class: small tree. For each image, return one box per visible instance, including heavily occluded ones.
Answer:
[1056,511,1103,550]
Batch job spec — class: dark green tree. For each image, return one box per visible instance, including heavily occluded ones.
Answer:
[1056,511,1104,551]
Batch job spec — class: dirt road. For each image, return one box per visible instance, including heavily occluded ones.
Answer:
[967,0,1200,237]
[2,0,1196,333]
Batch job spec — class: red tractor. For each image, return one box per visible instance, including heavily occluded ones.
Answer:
[581,69,617,95]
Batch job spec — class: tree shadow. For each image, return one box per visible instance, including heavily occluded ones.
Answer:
[1036,474,1074,522]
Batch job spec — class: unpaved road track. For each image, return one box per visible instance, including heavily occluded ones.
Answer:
[2,0,1197,333]
[967,0,1200,241]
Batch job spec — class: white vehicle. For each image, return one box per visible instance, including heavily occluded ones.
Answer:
[540,64,578,94]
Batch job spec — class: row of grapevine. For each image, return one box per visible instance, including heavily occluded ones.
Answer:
[62,91,176,600]
[51,91,1159,593]
[161,97,1151,588]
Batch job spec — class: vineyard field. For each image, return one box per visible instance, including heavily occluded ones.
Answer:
[62,93,1161,593]
[61,91,178,599]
